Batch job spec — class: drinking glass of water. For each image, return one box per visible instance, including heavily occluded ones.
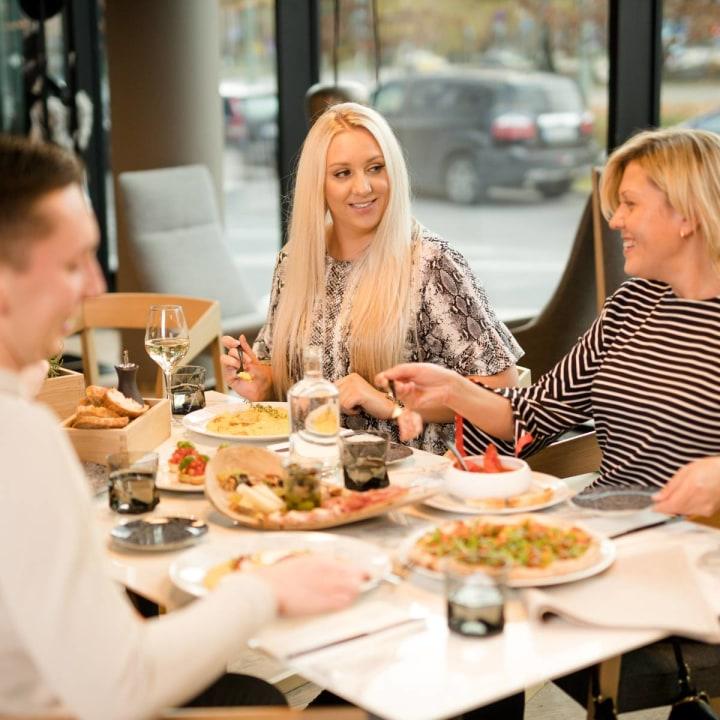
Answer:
[107,451,159,514]
[341,432,389,492]
[445,563,508,638]
[170,365,206,415]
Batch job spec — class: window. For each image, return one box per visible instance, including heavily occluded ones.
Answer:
[374,82,405,114]
[660,0,720,129]
[321,1,609,320]
[405,80,451,111]
[0,0,25,133]
[219,0,279,309]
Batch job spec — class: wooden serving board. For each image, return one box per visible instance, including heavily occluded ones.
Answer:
[206,482,440,531]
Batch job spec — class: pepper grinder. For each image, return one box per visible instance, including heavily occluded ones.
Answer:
[114,349,144,405]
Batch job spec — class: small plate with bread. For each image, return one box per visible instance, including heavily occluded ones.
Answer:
[155,440,212,493]
[156,468,206,493]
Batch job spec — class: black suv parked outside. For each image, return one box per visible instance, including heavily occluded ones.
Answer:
[372,69,598,203]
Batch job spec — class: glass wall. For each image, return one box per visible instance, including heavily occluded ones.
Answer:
[0,1,72,141]
[219,0,280,308]
[0,0,24,134]
[660,0,720,128]
[320,0,609,321]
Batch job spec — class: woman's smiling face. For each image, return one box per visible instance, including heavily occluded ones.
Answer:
[324,127,389,240]
[609,161,690,282]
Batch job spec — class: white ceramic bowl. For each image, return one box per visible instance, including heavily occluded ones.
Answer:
[444,455,532,500]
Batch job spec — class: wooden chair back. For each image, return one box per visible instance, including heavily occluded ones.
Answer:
[79,293,227,396]
[525,431,602,478]
[163,709,367,719]
[0,708,366,720]
[510,167,626,379]
[591,165,626,314]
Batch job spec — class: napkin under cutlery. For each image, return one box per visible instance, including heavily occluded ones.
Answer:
[523,542,720,643]
[250,599,426,659]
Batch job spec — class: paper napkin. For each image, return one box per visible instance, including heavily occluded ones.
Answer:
[523,542,720,642]
[251,599,424,659]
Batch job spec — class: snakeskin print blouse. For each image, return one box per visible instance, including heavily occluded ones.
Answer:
[254,226,523,454]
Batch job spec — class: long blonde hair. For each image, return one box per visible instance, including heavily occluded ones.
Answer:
[270,102,416,398]
[601,127,720,268]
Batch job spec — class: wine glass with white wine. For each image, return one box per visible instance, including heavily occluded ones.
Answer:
[144,305,190,403]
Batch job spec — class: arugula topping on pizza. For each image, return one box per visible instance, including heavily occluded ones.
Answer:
[411,517,598,578]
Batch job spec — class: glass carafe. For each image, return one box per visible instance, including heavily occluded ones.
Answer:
[287,347,340,481]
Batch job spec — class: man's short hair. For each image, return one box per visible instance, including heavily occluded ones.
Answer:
[0,135,84,268]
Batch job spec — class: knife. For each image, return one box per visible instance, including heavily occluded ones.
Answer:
[609,515,683,539]
[267,428,355,453]
[284,616,426,659]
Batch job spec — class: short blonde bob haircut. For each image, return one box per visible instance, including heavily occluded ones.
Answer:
[269,102,418,398]
[600,127,720,267]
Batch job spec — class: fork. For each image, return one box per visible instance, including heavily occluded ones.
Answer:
[446,443,470,471]
[233,340,245,377]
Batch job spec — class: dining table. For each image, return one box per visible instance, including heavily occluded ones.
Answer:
[93,392,720,720]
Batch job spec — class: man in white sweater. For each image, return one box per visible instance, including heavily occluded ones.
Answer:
[0,136,366,719]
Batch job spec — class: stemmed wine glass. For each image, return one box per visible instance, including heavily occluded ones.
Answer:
[144,305,190,403]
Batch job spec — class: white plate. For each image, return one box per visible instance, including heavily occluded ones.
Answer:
[423,473,571,515]
[169,532,391,597]
[398,519,616,588]
[182,401,290,442]
[155,468,205,494]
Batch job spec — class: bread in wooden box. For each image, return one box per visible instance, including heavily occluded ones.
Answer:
[62,398,171,464]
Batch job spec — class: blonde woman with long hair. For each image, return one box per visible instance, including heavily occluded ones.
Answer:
[221,102,521,452]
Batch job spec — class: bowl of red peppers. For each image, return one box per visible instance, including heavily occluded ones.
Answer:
[445,444,532,500]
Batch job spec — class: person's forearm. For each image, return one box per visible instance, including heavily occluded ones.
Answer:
[446,375,515,440]
[416,406,454,423]
[416,366,519,425]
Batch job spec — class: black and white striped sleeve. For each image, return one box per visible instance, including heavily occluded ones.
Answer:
[462,303,609,457]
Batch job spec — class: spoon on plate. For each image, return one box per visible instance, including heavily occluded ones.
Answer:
[446,443,470,471]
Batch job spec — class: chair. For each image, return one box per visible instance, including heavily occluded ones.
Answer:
[79,293,227,397]
[525,431,601,478]
[527,416,720,719]
[118,165,266,341]
[163,710,366,719]
[509,168,626,380]
[1,708,367,719]
[522,430,720,719]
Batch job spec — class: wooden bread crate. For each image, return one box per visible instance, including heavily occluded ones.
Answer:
[62,398,171,464]
[37,368,86,420]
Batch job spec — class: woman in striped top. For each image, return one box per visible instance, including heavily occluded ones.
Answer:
[378,127,720,493]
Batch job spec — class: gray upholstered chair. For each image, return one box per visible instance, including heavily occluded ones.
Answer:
[118,165,267,342]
